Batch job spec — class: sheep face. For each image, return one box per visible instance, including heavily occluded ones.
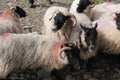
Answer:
[64,43,80,69]
[52,12,69,32]
[76,0,94,13]
[115,13,120,30]
[12,6,26,18]
[59,43,80,70]
[80,23,98,52]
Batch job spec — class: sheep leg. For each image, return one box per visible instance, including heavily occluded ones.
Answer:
[0,64,10,79]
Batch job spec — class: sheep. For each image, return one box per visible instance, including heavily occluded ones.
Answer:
[44,5,98,61]
[69,0,98,60]
[94,16,120,55]
[70,0,95,17]
[0,33,80,79]
[69,23,98,60]
[69,0,95,29]
[43,6,77,41]
[90,2,120,21]
[0,6,26,34]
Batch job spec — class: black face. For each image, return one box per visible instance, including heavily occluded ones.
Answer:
[76,0,94,13]
[14,6,26,18]
[52,12,68,32]
[64,43,81,70]
[115,13,120,30]
[81,23,98,51]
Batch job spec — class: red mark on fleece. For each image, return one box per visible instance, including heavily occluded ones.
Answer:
[54,41,68,55]
[0,33,10,38]
[1,9,11,20]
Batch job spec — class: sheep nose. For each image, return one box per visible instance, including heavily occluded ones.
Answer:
[90,46,95,50]
[52,27,58,32]
[117,26,120,30]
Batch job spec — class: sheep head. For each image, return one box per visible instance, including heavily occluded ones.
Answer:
[76,0,95,13]
[11,6,26,18]
[54,41,80,70]
[115,13,120,30]
[80,23,98,52]
[49,10,76,32]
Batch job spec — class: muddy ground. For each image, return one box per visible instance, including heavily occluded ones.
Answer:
[0,0,120,80]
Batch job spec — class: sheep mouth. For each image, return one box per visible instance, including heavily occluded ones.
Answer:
[51,26,59,32]
[52,28,58,32]
[88,47,95,53]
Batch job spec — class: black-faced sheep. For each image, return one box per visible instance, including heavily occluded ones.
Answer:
[69,0,95,30]
[0,6,26,34]
[70,0,95,17]
[44,6,76,40]
[69,23,98,60]
[0,33,80,79]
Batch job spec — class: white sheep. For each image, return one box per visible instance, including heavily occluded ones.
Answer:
[94,17,120,54]
[43,6,76,40]
[0,33,80,78]
[90,2,120,21]
[0,6,26,34]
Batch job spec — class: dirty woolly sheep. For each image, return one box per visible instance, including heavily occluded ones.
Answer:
[94,17,120,55]
[0,6,26,34]
[0,33,80,79]
[43,6,77,41]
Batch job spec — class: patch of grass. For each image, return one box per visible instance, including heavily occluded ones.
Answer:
[92,0,100,4]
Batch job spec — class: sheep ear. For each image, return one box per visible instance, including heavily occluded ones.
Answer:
[94,23,98,29]
[115,13,120,18]
[64,13,77,27]
[80,23,85,30]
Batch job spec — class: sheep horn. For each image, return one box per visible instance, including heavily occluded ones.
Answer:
[49,10,59,21]
[59,46,72,59]
[64,13,77,27]
[109,11,120,17]
[90,1,95,8]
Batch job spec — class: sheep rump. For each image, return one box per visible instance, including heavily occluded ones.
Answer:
[95,18,120,54]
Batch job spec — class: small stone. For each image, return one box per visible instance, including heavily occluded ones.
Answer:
[89,77,98,80]
[37,69,50,78]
